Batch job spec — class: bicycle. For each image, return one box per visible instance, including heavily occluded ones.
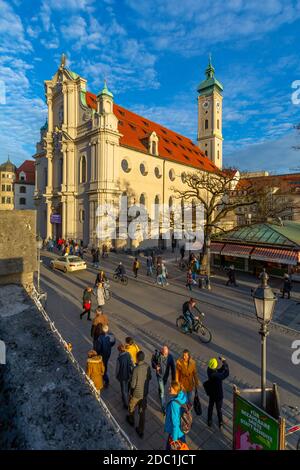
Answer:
[176,307,212,344]
[113,273,128,286]
[285,406,300,450]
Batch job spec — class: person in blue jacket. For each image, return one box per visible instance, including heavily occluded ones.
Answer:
[164,381,187,450]
[95,324,116,386]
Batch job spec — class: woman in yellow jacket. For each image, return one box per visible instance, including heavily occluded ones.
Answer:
[86,350,105,394]
[125,336,140,365]
[176,349,200,404]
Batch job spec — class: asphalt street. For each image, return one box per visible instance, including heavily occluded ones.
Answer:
[39,250,300,449]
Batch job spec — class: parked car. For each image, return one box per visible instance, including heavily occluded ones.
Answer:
[50,256,87,273]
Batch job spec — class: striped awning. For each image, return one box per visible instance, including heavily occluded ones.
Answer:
[221,244,253,258]
[210,242,225,254]
[251,247,299,265]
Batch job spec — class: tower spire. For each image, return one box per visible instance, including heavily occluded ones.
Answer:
[205,53,215,79]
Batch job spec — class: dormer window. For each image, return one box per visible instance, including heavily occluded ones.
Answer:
[19,171,26,182]
[149,131,159,156]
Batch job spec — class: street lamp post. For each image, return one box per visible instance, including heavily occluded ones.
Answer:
[36,235,43,295]
[252,271,277,410]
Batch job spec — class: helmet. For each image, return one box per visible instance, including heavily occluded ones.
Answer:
[208,358,218,370]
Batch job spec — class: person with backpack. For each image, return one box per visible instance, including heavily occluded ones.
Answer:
[125,337,140,365]
[176,349,200,404]
[126,351,152,438]
[115,343,134,409]
[151,345,176,415]
[95,325,116,387]
[133,258,140,278]
[165,381,190,450]
[204,357,229,429]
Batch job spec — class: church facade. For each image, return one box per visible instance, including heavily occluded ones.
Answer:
[34,56,223,249]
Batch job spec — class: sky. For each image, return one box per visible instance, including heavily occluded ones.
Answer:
[1,0,300,173]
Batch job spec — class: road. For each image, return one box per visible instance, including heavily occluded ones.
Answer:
[39,250,300,450]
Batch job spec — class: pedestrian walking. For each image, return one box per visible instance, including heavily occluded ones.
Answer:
[180,245,185,260]
[96,282,105,312]
[91,308,109,349]
[161,262,169,286]
[125,337,141,365]
[204,357,229,429]
[133,258,140,278]
[146,255,153,277]
[165,381,189,450]
[126,351,152,438]
[156,262,163,285]
[94,248,100,269]
[151,345,176,414]
[226,265,237,287]
[95,325,116,386]
[186,269,193,291]
[116,343,134,408]
[80,287,93,321]
[176,349,200,404]
[86,350,105,394]
[282,273,292,299]
[94,270,107,287]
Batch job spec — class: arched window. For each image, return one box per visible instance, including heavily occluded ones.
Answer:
[152,141,157,155]
[20,186,26,193]
[80,156,87,183]
[169,196,173,208]
[217,119,220,129]
[205,119,208,130]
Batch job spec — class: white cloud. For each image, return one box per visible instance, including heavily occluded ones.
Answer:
[126,0,300,56]
[0,0,32,54]
[225,130,300,173]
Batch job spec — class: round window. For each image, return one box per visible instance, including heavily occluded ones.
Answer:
[121,159,131,173]
[169,169,175,181]
[140,162,148,176]
[154,166,162,179]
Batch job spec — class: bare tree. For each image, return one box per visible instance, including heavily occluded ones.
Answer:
[171,169,258,288]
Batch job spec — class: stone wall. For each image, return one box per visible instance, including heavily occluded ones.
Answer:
[0,210,37,287]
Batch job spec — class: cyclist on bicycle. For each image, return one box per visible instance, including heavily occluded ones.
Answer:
[115,262,126,278]
[182,298,197,332]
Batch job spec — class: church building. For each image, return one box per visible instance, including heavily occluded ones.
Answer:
[34,56,224,249]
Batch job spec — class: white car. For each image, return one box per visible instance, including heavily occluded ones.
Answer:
[50,255,87,273]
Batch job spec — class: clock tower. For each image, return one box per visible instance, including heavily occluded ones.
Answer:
[197,56,223,169]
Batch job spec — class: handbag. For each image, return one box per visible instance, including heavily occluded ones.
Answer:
[83,301,91,310]
[193,388,202,416]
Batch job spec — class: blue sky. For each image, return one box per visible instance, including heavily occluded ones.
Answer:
[1,0,300,173]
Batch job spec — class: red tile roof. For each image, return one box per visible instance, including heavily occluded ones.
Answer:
[237,174,300,193]
[85,91,218,173]
[16,160,35,184]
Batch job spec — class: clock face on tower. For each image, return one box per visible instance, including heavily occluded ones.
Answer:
[202,100,210,110]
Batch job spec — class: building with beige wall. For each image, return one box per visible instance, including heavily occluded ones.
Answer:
[34,56,223,249]
[0,158,16,210]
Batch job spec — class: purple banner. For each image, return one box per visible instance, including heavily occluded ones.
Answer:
[50,214,62,224]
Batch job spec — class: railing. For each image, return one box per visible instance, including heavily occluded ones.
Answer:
[29,285,136,450]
